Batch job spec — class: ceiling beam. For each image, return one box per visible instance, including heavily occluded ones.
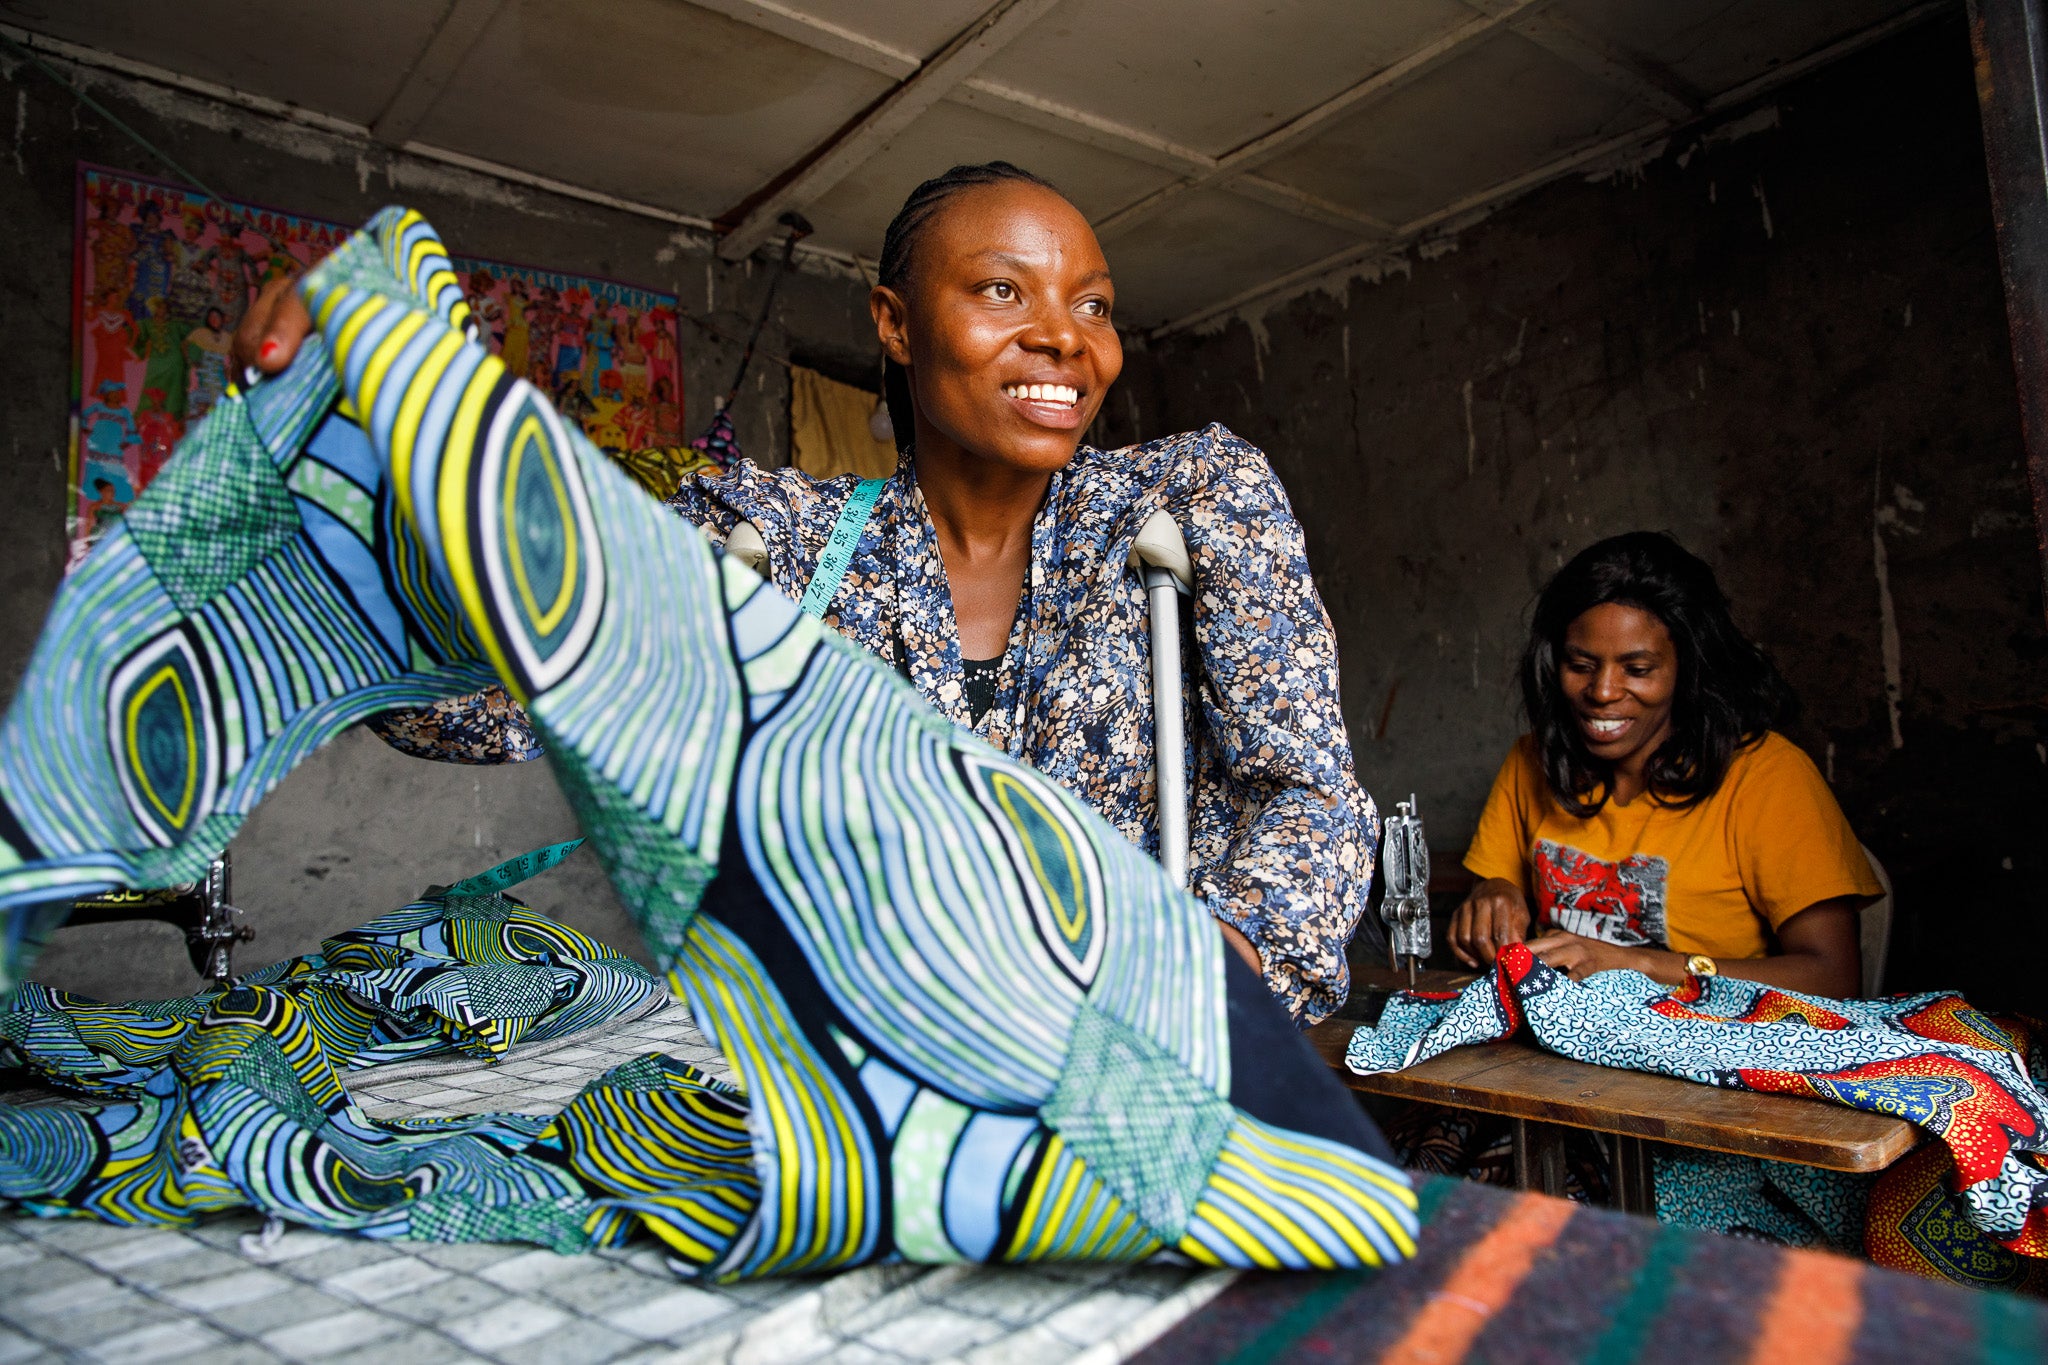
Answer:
[714,0,1059,261]
[1496,6,1703,120]
[1090,0,1545,243]
[369,0,505,146]
[684,0,1395,244]
[952,80,1394,235]
[1229,177,1397,237]
[1147,0,1959,339]
[949,77,1213,174]
[683,0,917,80]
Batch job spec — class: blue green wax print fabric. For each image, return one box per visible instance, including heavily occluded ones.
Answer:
[0,854,705,1247]
[0,206,1416,1276]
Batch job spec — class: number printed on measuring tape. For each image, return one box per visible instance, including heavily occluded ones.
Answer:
[798,478,886,620]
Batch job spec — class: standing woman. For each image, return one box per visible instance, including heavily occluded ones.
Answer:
[236,162,1379,1027]
[1449,531,1877,997]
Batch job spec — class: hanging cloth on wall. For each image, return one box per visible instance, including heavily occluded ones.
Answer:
[790,366,896,480]
[0,204,1417,1278]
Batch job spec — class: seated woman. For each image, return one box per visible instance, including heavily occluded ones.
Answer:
[235,162,1379,1027]
[1393,530,1880,1204]
[1449,530,1879,997]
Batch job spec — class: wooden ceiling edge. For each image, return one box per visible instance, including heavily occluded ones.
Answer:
[1144,0,1962,343]
[1141,121,1665,341]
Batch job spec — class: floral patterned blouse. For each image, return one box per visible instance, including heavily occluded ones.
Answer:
[373,425,1379,1025]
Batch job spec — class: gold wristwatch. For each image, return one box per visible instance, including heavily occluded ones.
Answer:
[1685,953,1718,980]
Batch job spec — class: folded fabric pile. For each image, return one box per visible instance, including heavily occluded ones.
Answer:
[0,206,1414,1278]
[0,846,695,1246]
[1347,944,2047,1291]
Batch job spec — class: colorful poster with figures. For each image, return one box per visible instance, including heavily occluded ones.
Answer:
[70,164,685,566]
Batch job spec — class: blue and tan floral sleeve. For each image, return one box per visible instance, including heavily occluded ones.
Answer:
[1174,428,1379,1024]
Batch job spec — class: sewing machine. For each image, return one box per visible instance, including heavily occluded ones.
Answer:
[63,853,254,985]
[1380,795,1430,986]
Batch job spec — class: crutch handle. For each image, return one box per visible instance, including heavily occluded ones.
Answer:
[1131,509,1194,888]
[726,519,770,575]
[1128,510,1193,595]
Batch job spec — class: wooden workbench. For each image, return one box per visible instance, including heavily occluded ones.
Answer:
[1316,965,1920,1211]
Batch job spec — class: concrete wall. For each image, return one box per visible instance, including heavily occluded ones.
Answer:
[0,54,878,998]
[1105,17,2048,1014]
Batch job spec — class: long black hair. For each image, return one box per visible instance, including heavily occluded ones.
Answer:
[1521,532,1796,817]
[876,161,1063,454]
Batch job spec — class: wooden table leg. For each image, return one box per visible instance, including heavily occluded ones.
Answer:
[1511,1118,1568,1197]
[1611,1134,1657,1216]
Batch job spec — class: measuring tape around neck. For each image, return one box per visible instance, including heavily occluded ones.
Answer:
[798,477,886,619]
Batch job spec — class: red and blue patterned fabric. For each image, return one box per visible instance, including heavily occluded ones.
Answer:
[1347,945,2048,1286]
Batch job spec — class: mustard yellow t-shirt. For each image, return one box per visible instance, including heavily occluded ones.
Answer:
[1462,732,1881,960]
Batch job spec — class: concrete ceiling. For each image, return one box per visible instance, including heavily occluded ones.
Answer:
[1,0,1947,332]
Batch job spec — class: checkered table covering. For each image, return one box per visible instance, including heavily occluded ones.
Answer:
[0,1001,1232,1364]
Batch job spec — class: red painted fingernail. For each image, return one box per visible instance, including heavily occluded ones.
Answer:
[260,340,280,360]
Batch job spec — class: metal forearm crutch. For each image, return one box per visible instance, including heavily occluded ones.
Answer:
[1129,510,1195,886]
[736,509,1199,887]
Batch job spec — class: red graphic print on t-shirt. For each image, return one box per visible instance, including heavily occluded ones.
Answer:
[1532,840,1669,947]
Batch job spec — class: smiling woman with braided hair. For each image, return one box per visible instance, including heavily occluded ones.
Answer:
[233,161,1381,1027]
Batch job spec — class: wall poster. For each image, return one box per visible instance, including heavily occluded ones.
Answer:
[70,164,685,565]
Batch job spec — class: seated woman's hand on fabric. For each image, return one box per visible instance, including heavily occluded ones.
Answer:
[1447,875,1531,969]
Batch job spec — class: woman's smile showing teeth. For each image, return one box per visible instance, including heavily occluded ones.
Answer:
[1582,715,1631,742]
[1003,382,1079,405]
[1001,380,1086,430]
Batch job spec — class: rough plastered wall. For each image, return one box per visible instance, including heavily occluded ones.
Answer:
[0,52,879,998]
[1104,17,2048,1014]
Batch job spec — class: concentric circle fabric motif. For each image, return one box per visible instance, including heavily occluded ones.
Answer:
[0,206,1415,1277]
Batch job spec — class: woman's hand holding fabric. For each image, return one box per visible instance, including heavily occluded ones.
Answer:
[1448,877,1531,968]
[1522,929,1685,984]
[231,273,312,377]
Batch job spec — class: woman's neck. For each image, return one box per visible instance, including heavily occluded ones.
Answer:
[910,430,1053,660]
[1604,720,1674,808]
[914,435,1051,562]
[1608,761,1649,807]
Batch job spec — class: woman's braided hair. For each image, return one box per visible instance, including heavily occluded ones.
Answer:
[876,161,1062,454]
